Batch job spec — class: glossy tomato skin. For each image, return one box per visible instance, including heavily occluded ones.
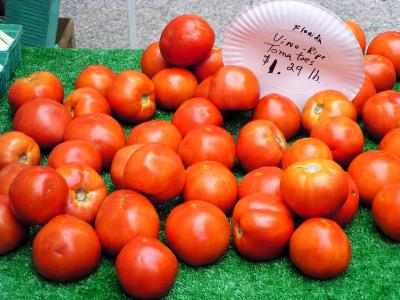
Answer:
[75,65,116,97]
[380,128,400,157]
[8,71,63,111]
[345,20,366,53]
[252,93,301,139]
[95,190,160,256]
[192,46,223,81]
[33,214,101,282]
[363,55,396,92]
[232,193,294,261]
[351,75,376,115]
[0,162,29,196]
[289,218,351,279]
[178,125,236,169]
[237,120,287,171]
[64,87,110,117]
[195,75,212,98]
[165,200,230,266]
[141,41,170,78]
[159,14,215,66]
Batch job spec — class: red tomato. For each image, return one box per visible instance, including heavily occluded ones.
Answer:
[195,75,212,98]
[63,113,126,169]
[348,150,400,206]
[127,120,182,152]
[0,131,40,169]
[0,162,29,196]
[107,70,156,123]
[209,65,260,111]
[33,214,101,282]
[363,55,396,92]
[159,14,215,66]
[165,200,230,266]
[311,116,364,166]
[95,190,160,256]
[380,128,400,157]
[281,159,348,218]
[232,193,294,261]
[64,87,110,117]
[75,65,116,97]
[351,75,376,115]
[183,161,238,214]
[345,20,366,53]
[178,125,236,169]
[172,97,223,136]
[141,41,170,78]
[8,71,64,111]
[289,218,351,279]
[237,120,287,171]
[238,166,282,199]
[192,46,223,81]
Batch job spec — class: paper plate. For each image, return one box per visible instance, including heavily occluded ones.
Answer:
[221,0,365,109]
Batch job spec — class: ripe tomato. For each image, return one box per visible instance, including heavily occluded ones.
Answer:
[289,218,351,279]
[8,71,63,111]
[75,65,116,97]
[64,87,110,117]
[152,68,198,110]
[238,166,282,199]
[192,46,223,81]
[363,55,396,92]
[178,125,236,169]
[237,120,287,171]
[380,128,400,157]
[232,193,294,261]
[351,75,376,115]
[127,120,182,152]
[311,116,364,166]
[33,214,101,282]
[63,113,126,169]
[345,19,366,53]
[165,200,230,266]
[141,41,170,78]
[301,90,357,133]
[183,161,238,214]
[0,131,40,170]
[0,162,29,196]
[209,65,260,111]
[159,14,215,66]
[56,163,107,224]
[124,143,185,203]
[116,236,178,299]
[348,150,400,206]
[281,159,348,218]
[195,75,212,98]
[95,190,160,256]
[107,70,156,123]
[172,97,223,136]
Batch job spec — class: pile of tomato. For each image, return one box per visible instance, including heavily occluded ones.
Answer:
[0,14,400,299]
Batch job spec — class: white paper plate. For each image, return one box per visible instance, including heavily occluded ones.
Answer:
[222,0,364,109]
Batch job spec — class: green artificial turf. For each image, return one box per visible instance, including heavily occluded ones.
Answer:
[0,48,400,300]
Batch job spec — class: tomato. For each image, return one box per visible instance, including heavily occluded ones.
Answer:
[237,120,287,171]
[192,46,223,81]
[301,90,357,133]
[75,65,116,97]
[351,75,376,115]
[33,214,101,282]
[56,163,107,224]
[232,193,294,261]
[238,166,282,199]
[183,161,238,214]
[0,195,27,255]
[95,190,160,256]
[159,14,215,66]
[380,128,400,157]
[289,218,351,279]
[64,87,110,117]
[48,140,102,173]
[171,97,223,136]
[345,19,366,53]
[178,125,236,169]
[63,113,126,169]
[362,91,400,140]
[152,68,198,110]
[8,71,63,111]
[348,150,400,206]
[165,200,230,266]
[195,75,212,98]
[141,41,170,78]
[0,131,40,170]
[363,55,396,92]
[209,65,260,111]
[311,116,364,166]
[0,163,29,196]
[127,120,182,152]
[252,93,301,139]
[107,70,156,123]
[281,159,348,218]
[124,143,185,203]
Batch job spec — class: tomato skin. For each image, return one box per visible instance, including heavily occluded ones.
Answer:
[237,120,287,171]
[0,162,29,196]
[75,65,116,97]
[380,128,400,157]
[159,14,215,66]
[289,218,351,279]
[64,87,110,117]
[8,71,64,111]
[351,75,376,115]
[192,46,223,81]
[141,41,170,78]
[239,166,282,199]
[363,55,396,92]
[95,190,160,256]
[165,200,230,266]
[345,20,366,53]
[195,75,212,98]
[232,193,294,261]
[33,214,101,282]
